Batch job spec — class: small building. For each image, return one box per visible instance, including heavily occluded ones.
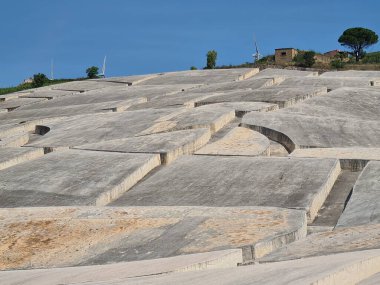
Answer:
[275,48,298,65]
[22,77,33,84]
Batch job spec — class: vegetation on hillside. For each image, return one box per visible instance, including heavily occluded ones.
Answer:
[0,76,83,96]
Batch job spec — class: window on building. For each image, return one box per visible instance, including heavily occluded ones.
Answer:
[281,52,287,56]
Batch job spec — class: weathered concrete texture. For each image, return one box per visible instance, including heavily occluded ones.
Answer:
[182,77,277,94]
[112,156,341,221]
[259,223,380,263]
[0,249,242,285]
[336,161,380,227]
[0,206,306,270]
[195,127,270,156]
[26,106,234,148]
[50,80,127,91]
[195,86,327,108]
[0,99,147,122]
[321,70,380,78]
[283,87,380,121]
[138,68,259,85]
[18,89,77,99]
[17,84,198,111]
[0,131,29,148]
[0,97,47,111]
[278,76,374,90]
[291,148,380,171]
[0,147,44,170]
[74,129,211,164]
[253,68,318,78]
[242,112,380,150]
[106,249,380,285]
[0,150,160,207]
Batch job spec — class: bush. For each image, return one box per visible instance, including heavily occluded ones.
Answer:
[32,73,49,88]
[190,66,198,70]
[330,59,345,69]
[294,51,316,68]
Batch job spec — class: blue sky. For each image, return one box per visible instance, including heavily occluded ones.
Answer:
[1,0,379,87]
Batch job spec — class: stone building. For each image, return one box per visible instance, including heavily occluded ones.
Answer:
[275,48,298,65]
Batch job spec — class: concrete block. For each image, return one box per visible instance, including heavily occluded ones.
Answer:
[291,147,380,171]
[74,129,211,164]
[0,149,161,207]
[112,156,340,222]
[0,249,242,285]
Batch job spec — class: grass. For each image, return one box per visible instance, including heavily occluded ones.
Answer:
[0,78,86,96]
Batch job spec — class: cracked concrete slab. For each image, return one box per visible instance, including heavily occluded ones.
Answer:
[336,161,380,227]
[0,149,160,207]
[112,156,340,221]
[0,206,306,270]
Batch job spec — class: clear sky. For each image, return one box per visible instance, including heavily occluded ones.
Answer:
[1,0,379,87]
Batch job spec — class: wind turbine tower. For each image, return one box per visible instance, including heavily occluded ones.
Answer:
[99,56,107,78]
[253,36,262,62]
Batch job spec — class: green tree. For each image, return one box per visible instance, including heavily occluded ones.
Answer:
[32,73,48,88]
[190,66,198,70]
[338,27,379,62]
[86,66,99,78]
[205,50,217,69]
